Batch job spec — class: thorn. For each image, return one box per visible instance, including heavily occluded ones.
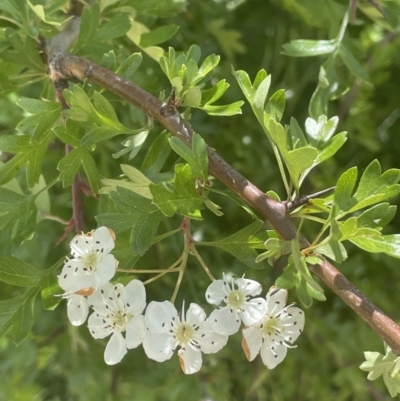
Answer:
[286,186,335,213]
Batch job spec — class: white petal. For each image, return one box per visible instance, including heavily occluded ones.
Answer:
[88,283,113,311]
[235,277,262,296]
[94,254,117,287]
[265,287,288,315]
[205,279,230,305]
[185,303,206,325]
[242,326,262,361]
[143,331,175,362]
[104,332,127,365]
[208,306,241,336]
[70,233,92,256]
[58,260,95,292]
[145,301,178,333]
[126,315,146,349]
[67,295,89,326]
[260,340,287,369]
[196,323,228,354]
[105,283,126,313]
[279,306,305,343]
[124,279,146,315]
[241,297,267,326]
[93,226,115,255]
[178,345,202,374]
[88,312,111,339]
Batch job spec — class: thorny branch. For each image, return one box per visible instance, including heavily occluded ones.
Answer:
[45,7,400,355]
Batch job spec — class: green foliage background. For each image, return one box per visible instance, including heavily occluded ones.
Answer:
[1,0,400,400]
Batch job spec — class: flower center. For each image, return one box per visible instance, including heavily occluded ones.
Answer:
[83,251,100,272]
[226,289,245,309]
[110,310,132,332]
[261,316,283,337]
[175,323,195,345]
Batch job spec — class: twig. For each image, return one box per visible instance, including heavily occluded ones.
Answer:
[45,22,400,354]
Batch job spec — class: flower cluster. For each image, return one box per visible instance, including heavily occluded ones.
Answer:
[58,228,305,372]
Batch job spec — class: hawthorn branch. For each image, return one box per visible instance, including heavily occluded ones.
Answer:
[47,54,400,354]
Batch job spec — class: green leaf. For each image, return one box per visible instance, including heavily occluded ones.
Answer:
[169,133,209,180]
[0,188,37,254]
[201,101,243,116]
[95,14,131,41]
[140,24,179,47]
[141,131,171,180]
[97,187,162,256]
[57,147,100,193]
[265,89,285,123]
[350,234,400,259]
[16,98,61,142]
[26,0,65,26]
[73,3,100,51]
[53,119,84,147]
[201,80,230,105]
[0,258,62,344]
[101,164,153,199]
[348,160,400,213]
[12,294,35,345]
[0,132,52,187]
[0,257,44,286]
[253,74,271,115]
[334,166,358,213]
[282,39,336,57]
[130,211,163,255]
[5,29,45,72]
[268,119,317,191]
[150,164,203,219]
[199,221,265,269]
[305,115,339,147]
[360,345,400,398]
[63,86,130,133]
[339,44,369,82]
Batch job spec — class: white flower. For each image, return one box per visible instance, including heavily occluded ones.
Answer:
[58,226,118,294]
[242,286,305,369]
[143,301,228,374]
[87,280,147,365]
[206,274,267,335]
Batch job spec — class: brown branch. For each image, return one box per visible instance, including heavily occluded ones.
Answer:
[49,55,400,354]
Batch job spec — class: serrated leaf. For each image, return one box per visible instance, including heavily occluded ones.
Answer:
[0,188,37,254]
[0,258,62,344]
[199,221,265,269]
[0,133,52,187]
[350,234,400,259]
[101,164,153,199]
[12,294,35,345]
[0,257,44,286]
[53,119,84,147]
[282,39,336,57]
[348,160,400,213]
[130,210,163,255]
[57,147,100,193]
[27,0,64,26]
[150,164,203,219]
